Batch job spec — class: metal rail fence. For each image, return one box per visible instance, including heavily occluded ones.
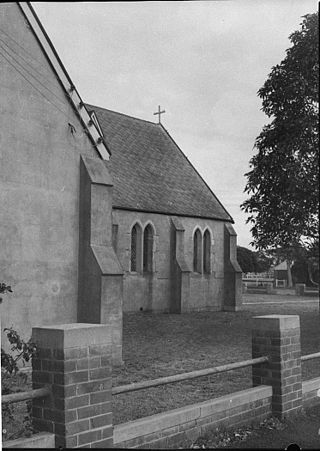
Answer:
[2,352,319,404]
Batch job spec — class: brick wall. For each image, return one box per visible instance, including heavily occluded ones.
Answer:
[114,386,272,449]
[4,432,55,449]
[302,377,320,407]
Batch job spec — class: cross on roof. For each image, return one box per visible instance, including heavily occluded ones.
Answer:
[153,105,165,124]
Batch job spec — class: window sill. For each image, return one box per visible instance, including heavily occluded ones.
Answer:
[192,272,212,277]
[128,271,154,276]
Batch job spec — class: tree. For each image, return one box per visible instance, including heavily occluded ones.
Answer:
[241,13,319,271]
[253,250,274,273]
[237,246,274,274]
[237,246,258,273]
[289,242,319,286]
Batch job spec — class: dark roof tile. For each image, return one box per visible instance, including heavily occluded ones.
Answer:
[86,104,233,222]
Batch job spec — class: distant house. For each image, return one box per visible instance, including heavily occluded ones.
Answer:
[273,261,290,287]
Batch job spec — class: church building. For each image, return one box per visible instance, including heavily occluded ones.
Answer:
[85,104,242,314]
[1,2,242,365]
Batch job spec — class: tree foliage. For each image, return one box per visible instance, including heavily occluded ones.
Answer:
[236,246,273,274]
[254,250,274,273]
[242,12,319,253]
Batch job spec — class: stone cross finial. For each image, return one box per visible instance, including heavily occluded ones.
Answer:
[153,105,165,124]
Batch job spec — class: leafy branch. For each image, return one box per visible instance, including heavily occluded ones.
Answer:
[1,327,37,375]
[0,283,13,304]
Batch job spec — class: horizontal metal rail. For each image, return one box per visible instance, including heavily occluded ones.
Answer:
[2,387,51,404]
[301,352,320,362]
[112,356,269,395]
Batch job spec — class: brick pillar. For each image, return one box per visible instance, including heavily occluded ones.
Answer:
[31,324,113,448]
[266,282,273,294]
[295,283,305,296]
[252,315,302,419]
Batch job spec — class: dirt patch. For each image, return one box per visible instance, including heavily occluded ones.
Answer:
[191,404,320,449]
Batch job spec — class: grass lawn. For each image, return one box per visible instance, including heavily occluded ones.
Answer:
[113,296,319,425]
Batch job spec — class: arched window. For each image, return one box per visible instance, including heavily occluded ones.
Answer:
[143,224,154,273]
[193,228,202,273]
[130,223,142,272]
[203,229,211,274]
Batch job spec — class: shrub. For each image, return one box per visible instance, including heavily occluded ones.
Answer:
[1,284,37,441]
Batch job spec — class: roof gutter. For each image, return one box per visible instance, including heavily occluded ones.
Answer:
[113,205,234,223]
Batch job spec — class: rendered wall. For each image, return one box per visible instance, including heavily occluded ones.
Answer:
[78,156,124,364]
[0,4,98,341]
[223,223,243,311]
[113,210,228,312]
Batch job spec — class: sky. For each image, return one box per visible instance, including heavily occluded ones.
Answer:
[33,1,318,249]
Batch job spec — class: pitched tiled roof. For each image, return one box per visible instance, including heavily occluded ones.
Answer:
[86,104,233,222]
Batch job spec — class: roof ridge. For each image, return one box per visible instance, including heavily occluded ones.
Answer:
[85,103,159,127]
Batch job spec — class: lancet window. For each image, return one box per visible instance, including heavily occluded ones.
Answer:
[130,223,142,272]
[193,227,212,274]
[143,224,154,273]
[203,229,211,274]
[193,228,202,273]
[130,222,154,273]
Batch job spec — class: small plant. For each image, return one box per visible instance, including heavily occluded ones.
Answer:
[1,281,37,375]
[1,328,37,442]
[0,282,12,304]
[1,284,38,441]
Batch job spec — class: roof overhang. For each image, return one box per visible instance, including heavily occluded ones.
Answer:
[18,2,110,160]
